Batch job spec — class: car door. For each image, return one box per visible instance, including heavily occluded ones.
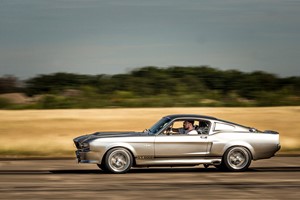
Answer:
[154,134,210,158]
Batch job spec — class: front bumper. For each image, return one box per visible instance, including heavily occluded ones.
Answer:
[75,149,101,164]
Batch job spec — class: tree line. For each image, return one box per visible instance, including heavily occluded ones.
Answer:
[0,66,299,108]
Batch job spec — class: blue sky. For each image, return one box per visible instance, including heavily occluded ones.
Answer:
[0,0,299,79]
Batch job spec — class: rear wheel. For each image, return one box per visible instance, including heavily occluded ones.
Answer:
[223,146,252,172]
[104,148,133,174]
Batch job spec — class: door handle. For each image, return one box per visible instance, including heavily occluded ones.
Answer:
[200,135,207,139]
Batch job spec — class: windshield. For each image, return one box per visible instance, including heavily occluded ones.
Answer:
[148,117,171,135]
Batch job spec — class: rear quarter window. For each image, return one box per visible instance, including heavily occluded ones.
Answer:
[214,122,235,131]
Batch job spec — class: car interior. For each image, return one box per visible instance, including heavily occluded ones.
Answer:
[163,119,211,135]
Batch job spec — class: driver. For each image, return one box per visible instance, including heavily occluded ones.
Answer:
[171,120,198,135]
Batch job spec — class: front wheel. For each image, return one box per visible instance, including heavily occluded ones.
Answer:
[223,146,252,172]
[97,163,108,172]
[104,148,133,174]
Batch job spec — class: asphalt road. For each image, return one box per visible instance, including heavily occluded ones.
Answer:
[0,156,299,200]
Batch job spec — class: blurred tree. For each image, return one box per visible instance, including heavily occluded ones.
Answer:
[237,71,279,99]
[7,66,298,108]
[0,75,20,94]
[25,73,96,96]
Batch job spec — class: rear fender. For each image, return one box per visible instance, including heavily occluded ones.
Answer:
[223,142,254,159]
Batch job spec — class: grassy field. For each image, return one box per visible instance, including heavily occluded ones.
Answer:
[0,107,299,157]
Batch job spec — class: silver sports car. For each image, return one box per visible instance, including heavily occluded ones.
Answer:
[74,114,280,173]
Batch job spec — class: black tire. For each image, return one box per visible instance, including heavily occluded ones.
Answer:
[104,148,133,174]
[223,146,252,172]
[214,163,226,171]
[97,163,108,172]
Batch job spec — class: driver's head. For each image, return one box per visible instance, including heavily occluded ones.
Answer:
[183,120,194,130]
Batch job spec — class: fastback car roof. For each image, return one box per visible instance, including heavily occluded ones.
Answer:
[165,114,217,120]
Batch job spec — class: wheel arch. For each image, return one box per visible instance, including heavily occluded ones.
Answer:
[101,143,137,166]
[223,142,254,160]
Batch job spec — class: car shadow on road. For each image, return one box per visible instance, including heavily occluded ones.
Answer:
[50,167,219,174]
[250,166,300,172]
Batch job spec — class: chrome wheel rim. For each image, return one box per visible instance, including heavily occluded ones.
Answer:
[227,148,249,170]
[108,149,130,172]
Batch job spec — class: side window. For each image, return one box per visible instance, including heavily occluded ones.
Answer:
[161,119,200,135]
[214,122,235,131]
[196,120,210,134]
[161,120,183,135]
[172,121,183,130]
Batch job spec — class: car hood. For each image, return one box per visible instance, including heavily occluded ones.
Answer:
[73,131,145,144]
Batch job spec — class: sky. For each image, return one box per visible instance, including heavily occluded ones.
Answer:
[0,0,300,79]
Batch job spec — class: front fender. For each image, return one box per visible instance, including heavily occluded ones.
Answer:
[105,143,137,157]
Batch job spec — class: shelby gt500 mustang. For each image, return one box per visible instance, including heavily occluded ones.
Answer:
[74,114,280,173]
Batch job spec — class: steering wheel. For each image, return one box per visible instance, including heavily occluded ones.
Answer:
[166,124,173,135]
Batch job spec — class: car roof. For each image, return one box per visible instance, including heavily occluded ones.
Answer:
[164,114,217,120]
[164,114,250,128]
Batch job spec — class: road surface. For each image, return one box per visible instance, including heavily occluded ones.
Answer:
[0,156,299,199]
